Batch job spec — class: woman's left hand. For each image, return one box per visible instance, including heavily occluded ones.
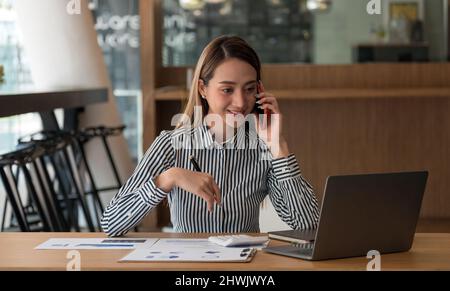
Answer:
[254,82,290,158]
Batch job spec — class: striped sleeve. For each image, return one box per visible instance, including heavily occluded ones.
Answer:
[101,130,175,237]
[267,153,320,230]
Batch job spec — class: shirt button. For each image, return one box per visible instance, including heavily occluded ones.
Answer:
[127,212,133,218]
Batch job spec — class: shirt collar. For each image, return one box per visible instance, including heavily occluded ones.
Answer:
[198,119,256,150]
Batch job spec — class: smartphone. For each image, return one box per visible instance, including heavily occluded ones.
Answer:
[253,81,265,115]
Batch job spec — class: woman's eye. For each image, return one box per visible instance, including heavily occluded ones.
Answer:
[222,88,233,94]
[246,87,256,92]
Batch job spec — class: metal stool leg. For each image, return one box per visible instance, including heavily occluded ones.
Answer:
[49,154,76,231]
[1,195,8,231]
[53,150,82,232]
[20,164,51,231]
[73,139,104,230]
[0,165,30,232]
[100,135,122,188]
[30,159,65,232]
[36,156,69,231]
[63,146,95,232]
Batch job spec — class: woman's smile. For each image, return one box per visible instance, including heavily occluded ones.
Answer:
[226,109,246,116]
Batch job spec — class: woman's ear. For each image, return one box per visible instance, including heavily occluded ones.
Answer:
[198,79,207,98]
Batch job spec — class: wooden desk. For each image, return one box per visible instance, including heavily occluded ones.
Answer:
[0,233,449,271]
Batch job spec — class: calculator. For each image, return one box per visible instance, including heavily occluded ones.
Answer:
[208,235,269,247]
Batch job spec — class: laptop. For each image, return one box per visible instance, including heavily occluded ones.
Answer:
[263,171,428,261]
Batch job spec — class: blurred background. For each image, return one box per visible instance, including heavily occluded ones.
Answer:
[1,0,449,233]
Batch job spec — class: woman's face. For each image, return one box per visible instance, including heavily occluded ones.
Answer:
[200,58,258,128]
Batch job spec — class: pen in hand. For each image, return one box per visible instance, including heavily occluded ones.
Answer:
[189,155,202,172]
[189,155,221,208]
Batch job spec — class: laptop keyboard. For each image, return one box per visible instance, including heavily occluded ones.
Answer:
[291,242,315,249]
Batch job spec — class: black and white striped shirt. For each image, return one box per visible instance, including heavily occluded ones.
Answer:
[101,122,320,237]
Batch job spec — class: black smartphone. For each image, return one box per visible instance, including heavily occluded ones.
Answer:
[253,82,265,115]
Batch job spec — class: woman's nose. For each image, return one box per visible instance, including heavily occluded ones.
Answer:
[232,89,247,108]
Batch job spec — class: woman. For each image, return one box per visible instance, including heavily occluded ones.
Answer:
[101,35,319,237]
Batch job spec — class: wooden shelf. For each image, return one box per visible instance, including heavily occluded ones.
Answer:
[155,87,450,101]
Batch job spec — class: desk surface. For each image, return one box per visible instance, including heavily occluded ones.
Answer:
[0,232,449,271]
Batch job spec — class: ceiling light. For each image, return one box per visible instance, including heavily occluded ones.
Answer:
[306,0,332,12]
[179,0,205,10]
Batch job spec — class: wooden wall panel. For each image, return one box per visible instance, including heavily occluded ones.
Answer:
[280,96,450,218]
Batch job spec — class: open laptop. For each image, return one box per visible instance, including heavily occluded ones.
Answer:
[263,171,428,261]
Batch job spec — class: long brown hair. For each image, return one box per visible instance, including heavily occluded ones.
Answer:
[176,35,262,129]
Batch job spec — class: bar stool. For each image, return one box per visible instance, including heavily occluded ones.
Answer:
[17,133,74,232]
[18,131,96,232]
[71,129,104,219]
[0,148,31,232]
[76,125,140,232]
[79,125,126,193]
[0,144,56,232]
[66,130,106,231]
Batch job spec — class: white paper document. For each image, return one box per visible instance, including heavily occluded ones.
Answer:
[35,238,158,250]
[119,239,256,262]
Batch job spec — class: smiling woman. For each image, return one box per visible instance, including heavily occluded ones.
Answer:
[100,36,320,237]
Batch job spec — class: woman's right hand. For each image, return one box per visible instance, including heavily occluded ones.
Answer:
[155,167,221,212]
